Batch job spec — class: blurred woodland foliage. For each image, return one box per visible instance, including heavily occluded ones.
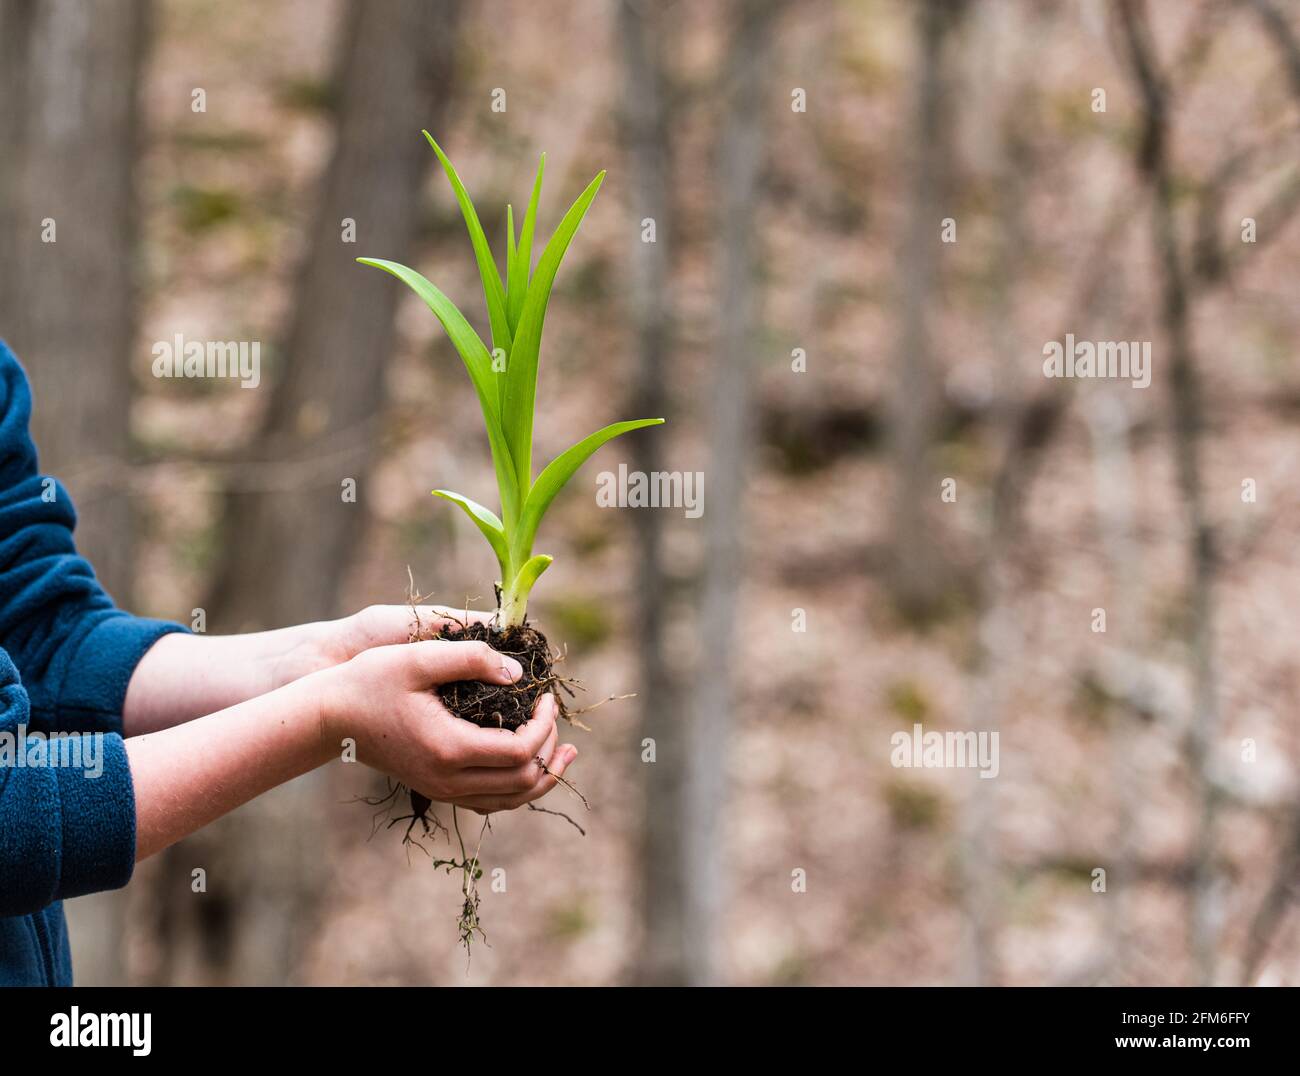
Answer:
[1,0,1299,985]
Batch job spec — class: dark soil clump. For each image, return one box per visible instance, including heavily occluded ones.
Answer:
[427,619,555,731]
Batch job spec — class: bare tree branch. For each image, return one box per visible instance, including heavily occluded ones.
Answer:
[1116,0,1223,987]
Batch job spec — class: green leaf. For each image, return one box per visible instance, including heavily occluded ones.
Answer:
[502,169,605,506]
[503,204,517,410]
[356,257,520,527]
[507,153,546,336]
[514,417,664,564]
[432,490,510,577]
[423,132,512,357]
[510,553,553,596]
[506,204,517,274]
[501,553,553,626]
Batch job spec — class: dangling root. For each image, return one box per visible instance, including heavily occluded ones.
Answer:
[356,778,450,855]
[535,754,592,812]
[430,807,491,960]
[527,802,587,836]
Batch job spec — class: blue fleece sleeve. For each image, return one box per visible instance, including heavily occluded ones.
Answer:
[0,649,136,916]
[0,340,187,735]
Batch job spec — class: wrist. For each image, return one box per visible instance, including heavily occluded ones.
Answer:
[264,619,341,693]
[308,659,351,763]
[251,668,341,775]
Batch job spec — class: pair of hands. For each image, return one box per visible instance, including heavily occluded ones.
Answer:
[287,605,577,816]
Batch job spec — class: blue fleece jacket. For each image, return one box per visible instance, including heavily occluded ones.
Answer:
[0,339,186,986]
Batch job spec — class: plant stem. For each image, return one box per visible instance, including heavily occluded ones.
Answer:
[499,587,527,628]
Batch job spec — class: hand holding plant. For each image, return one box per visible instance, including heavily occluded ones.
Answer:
[321,639,574,813]
[357,135,659,951]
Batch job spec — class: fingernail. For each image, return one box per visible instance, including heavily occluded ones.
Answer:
[564,745,578,765]
[501,656,523,681]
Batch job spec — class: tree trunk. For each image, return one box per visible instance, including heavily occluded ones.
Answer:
[206,0,461,631]
[617,0,687,985]
[151,0,463,985]
[887,0,965,622]
[1117,0,1221,985]
[682,0,781,987]
[1085,391,1141,985]
[0,0,151,988]
[0,0,149,602]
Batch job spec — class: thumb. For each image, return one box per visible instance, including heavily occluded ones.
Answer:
[403,639,523,688]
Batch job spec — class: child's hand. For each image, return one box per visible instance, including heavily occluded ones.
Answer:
[269,604,492,690]
[321,639,577,813]
[125,605,503,737]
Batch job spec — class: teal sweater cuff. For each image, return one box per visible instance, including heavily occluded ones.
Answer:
[50,615,189,735]
[53,732,137,899]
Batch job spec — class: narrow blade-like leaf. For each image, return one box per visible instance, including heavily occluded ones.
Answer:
[357,257,520,526]
[502,170,606,504]
[506,204,517,274]
[514,417,664,563]
[503,203,517,411]
[424,131,512,356]
[507,153,546,335]
[432,490,510,576]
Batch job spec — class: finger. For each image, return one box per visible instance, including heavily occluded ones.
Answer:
[456,742,575,811]
[353,605,495,647]
[449,742,578,813]
[437,691,557,767]
[433,692,557,768]
[403,639,522,688]
[506,692,559,758]
[442,723,559,797]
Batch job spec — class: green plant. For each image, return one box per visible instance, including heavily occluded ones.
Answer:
[359,133,663,627]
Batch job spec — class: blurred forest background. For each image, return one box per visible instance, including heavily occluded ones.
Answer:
[1,0,1299,986]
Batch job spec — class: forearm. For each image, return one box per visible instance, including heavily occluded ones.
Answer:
[121,605,478,736]
[126,669,335,860]
[122,622,334,735]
